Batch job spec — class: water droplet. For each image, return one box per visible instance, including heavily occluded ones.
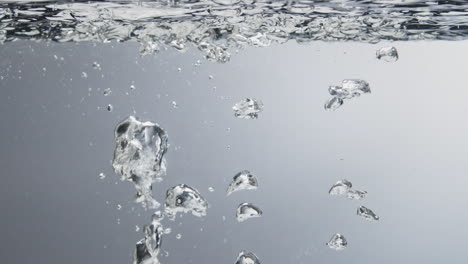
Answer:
[81,72,88,78]
[227,170,258,195]
[103,88,112,96]
[233,98,263,119]
[376,46,399,62]
[130,84,136,90]
[235,251,261,264]
[357,206,379,221]
[117,204,122,210]
[328,179,352,196]
[347,189,367,200]
[177,67,182,72]
[164,184,208,220]
[135,225,140,232]
[176,233,182,239]
[208,187,214,192]
[164,228,172,234]
[208,75,214,80]
[236,203,263,222]
[99,172,106,179]
[327,233,347,250]
[107,104,113,112]
[172,101,178,108]
[112,116,169,209]
[42,67,46,72]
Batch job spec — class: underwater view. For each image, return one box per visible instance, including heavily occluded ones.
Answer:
[2,0,468,263]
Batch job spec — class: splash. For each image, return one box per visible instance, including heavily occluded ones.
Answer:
[2,0,468,59]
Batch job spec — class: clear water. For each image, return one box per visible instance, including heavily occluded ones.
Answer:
[2,0,468,263]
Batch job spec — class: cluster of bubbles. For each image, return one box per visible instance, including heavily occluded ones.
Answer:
[327,179,380,250]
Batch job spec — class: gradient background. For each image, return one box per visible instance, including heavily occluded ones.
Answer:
[1,40,468,263]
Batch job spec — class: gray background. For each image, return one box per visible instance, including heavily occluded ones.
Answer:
[1,40,468,263]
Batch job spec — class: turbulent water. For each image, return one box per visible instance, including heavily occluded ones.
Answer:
[2,0,468,61]
[3,0,467,263]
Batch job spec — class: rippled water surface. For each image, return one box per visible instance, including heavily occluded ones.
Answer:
[2,1,468,264]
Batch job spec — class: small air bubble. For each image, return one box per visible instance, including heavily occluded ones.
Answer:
[107,104,113,112]
[176,234,182,240]
[103,88,111,96]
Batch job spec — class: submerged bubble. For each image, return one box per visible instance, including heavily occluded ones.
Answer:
[164,184,208,220]
[98,172,106,179]
[235,251,261,264]
[325,79,370,111]
[328,180,352,196]
[236,203,263,222]
[227,170,258,195]
[175,233,182,240]
[376,46,399,62]
[324,96,343,111]
[347,189,367,200]
[357,206,379,221]
[92,61,101,70]
[112,116,169,209]
[107,104,113,112]
[233,98,263,119]
[327,233,347,251]
[341,79,371,95]
[171,101,178,109]
[134,216,163,264]
[208,187,214,192]
[103,88,112,96]
[81,72,88,78]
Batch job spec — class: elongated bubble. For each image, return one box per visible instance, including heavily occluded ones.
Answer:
[357,206,380,221]
[112,116,168,209]
[134,214,164,264]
